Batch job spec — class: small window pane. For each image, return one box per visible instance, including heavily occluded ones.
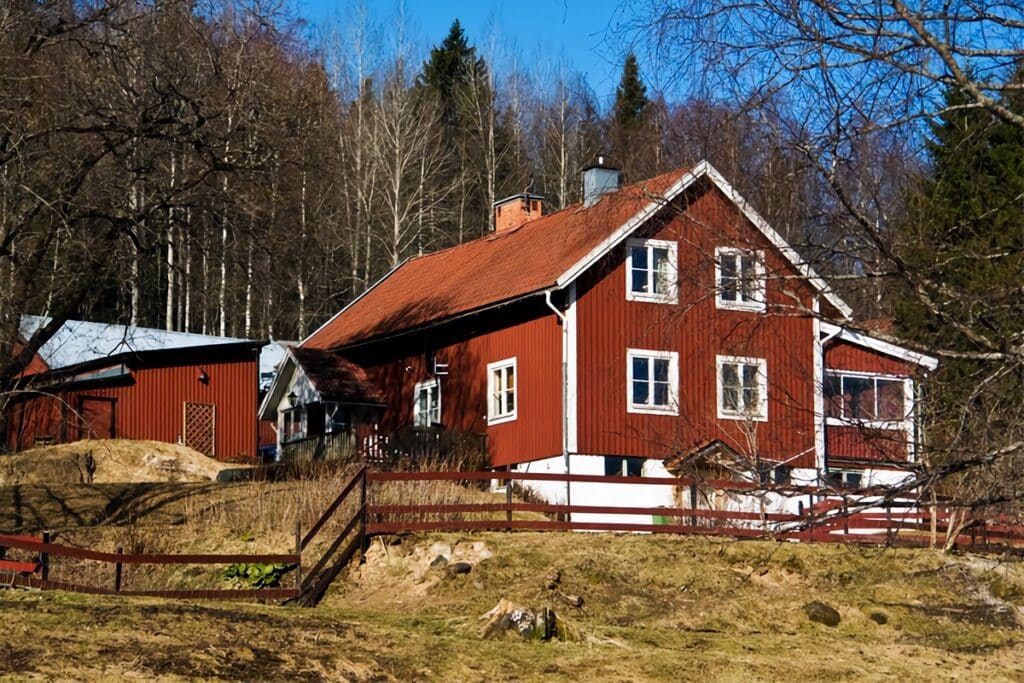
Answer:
[742,363,758,388]
[721,363,738,388]
[631,268,647,293]
[653,358,669,382]
[722,386,739,411]
[652,248,669,294]
[876,380,904,421]
[505,366,514,390]
[605,456,624,476]
[631,245,648,269]
[824,375,842,417]
[633,357,649,381]
[633,379,649,405]
[625,457,644,477]
[845,376,873,420]
[653,381,669,405]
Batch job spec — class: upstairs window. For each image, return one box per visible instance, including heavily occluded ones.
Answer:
[626,238,678,303]
[717,355,768,421]
[413,379,441,427]
[627,349,679,415]
[716,247,765,311]
[825,373,906,424]
[487,358,517,424]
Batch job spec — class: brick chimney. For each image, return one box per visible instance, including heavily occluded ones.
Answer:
[493,193,544,233]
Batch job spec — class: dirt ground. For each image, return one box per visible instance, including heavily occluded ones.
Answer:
[2,532,1024,681]
[0,439,246,486]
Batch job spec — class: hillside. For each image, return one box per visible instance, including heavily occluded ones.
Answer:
[3,531,1024,681]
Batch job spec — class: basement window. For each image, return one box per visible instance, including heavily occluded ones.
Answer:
[487,358,517,425]
[605,456,644,477]
[715,247,765,311]
[626,238,678,304]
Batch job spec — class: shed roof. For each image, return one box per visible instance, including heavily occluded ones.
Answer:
[289,346,384,404]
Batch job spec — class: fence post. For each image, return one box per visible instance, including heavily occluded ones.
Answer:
[114,547,123,593]
[885,502,894,546]
[294,518,303,594]
[359,467,368,542]
[807,494,814,543]
[40,531,50,581]
[505,478,513,531]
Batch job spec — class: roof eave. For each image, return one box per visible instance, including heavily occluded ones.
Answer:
[821,322,939,371]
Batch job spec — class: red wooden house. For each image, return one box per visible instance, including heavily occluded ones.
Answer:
[262,159,936,512]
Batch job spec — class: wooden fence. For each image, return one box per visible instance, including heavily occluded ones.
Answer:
[363,470,1024,552]
[0,531,300,600]
[6,467,1023,606]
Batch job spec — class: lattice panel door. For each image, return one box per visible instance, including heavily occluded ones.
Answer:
[183,402,216,457]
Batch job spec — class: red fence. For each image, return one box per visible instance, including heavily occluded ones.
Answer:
[0,532,300,601]
[363,470,1024,552]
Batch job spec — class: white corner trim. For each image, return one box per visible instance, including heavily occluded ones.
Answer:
[821,322,939,370]
[626,348,680,415]
[812,300,825,472]
[566,283,578,452]
[298,259,410,348]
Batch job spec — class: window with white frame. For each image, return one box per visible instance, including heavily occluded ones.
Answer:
[717,355,768,421]
[825,372,907,425]
[627,349,679,414]
[487,358,517,424]
[626,238,678,303]
[715,247,765,311]
[413,379,441,427]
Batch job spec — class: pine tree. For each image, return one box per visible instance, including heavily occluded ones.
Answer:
[613,52,649,128]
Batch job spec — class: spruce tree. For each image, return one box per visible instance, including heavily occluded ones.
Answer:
[613,52,649,128]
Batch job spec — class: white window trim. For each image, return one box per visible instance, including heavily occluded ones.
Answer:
[487,358,517,425]
[824,370,912,430]
[716,354,768,422]
[413,378,441,427]
[625,238,679,304]
[626,348,680,415]
[714,247,766,312]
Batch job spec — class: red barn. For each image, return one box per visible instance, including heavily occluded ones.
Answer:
[6,341,263,461]
[263,159,936,512]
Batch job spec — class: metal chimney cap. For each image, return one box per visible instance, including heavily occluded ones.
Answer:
[582,154,619,172]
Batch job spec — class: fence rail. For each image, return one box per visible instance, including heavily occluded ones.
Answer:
[0,532,300,601]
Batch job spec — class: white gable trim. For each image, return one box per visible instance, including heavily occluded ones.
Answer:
[556,160,854,319]
[256,346,328,420]
[299,259,410,348]
[821,322,939,371]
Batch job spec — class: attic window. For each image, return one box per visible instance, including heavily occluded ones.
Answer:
[626,238,678,304]
[715,247,765,311]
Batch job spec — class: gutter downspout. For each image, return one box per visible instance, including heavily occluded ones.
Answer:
[544,289,571,518]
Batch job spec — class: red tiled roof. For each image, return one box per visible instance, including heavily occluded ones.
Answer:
[290,346,384,404]
[304,168,691,350]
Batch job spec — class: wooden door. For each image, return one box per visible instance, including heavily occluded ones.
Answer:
[78,397,116,440]
[184,402,216,457]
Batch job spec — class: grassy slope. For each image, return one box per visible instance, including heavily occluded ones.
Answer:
[3,531,1024,681]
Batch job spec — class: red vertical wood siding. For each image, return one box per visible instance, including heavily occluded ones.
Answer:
[353,303,563,467]
[825,341,914,376]
[78,359,257,460]
[5,357,258,460]
[824,341,917,464]
[826,424,908,463]
[576,185,819,467]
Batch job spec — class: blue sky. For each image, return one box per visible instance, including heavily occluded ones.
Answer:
[293,0,636,105]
